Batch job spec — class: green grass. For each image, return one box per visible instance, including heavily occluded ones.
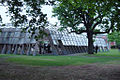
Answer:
[0,54,16,58]
[86,49,120,57]
[0,49,120,66]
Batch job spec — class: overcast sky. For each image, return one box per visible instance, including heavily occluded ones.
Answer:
[0,6,10,23]
[41,5,58,24]
[0,5,58,25]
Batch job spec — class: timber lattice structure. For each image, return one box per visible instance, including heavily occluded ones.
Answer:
[0,25,109,55]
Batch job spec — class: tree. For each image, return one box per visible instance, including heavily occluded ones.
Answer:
[53,0,120,54]
[108,31,120,46]
[0,0,55,39]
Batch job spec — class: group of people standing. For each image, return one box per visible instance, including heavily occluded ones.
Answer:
[39,43,51,54]
[93,45,109,53]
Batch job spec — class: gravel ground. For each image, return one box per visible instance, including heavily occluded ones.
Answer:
[0,57,120,80]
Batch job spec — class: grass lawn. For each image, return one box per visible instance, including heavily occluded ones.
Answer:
[0,54,16,58]
[0,49,120,66]
[86,49,120,57]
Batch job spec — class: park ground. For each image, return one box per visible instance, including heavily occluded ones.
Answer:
[0,49,120,80]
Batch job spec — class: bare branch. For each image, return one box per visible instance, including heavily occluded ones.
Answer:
[71,30,87,34]
[93,31,108,34]
[92,17,102,30]
[92,16,100,22]
[73,21,84,26]
[107,20,114,32]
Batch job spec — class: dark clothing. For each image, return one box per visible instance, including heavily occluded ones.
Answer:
[47,44,51,53]
[95,46,99,53]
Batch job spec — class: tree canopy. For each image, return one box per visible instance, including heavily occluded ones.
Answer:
[53,0,120,54]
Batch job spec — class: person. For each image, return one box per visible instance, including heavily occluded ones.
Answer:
[43,43,47,54]
[47,44,51,53]
[93,46,95,53]
[95,45,99,53]
[118,45,120,52]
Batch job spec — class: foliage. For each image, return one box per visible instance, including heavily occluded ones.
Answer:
[0,0,55,40]
[108,31,120,45]
[53,0,120,33]
[53,0,120,54]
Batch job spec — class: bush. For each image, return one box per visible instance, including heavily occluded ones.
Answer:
[111,45,117,49]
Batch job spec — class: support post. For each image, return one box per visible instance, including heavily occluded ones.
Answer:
[13,44,18,54]
[1,44,6,54]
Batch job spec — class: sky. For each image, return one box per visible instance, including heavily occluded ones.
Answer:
[0,5,58,25]
[0,6,11,23]
[41,5,58,24]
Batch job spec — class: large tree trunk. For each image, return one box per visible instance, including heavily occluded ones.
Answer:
[87,32,94,54]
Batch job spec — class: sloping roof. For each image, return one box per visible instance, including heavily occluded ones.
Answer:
[0,27,108,47]
[49,28,108,46]
[0,28,36,44]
